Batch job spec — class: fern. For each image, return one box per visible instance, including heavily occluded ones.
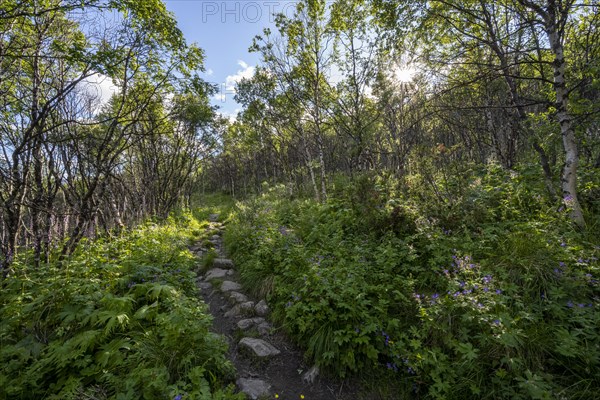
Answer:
[0,216,238,399]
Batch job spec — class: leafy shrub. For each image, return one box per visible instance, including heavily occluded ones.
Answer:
[225,170,600,399]
[0,217,242,400]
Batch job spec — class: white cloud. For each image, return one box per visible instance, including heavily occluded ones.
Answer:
[225,60,255,92]
[212,93,227,103]
[206,68,214,76]
[82,72,119,105]
[218,108,241,123]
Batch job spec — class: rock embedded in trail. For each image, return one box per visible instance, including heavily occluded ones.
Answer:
[239,337,281,358]
[190,244,202,252]
[240,301,255,313]
[228,291,249,304]
[224,304,241,317]
[204,268,229,280]
[213,258,234,269]
[208,213,219,222]
[236,378,271,400]
[257,321,272,336]
[196,281,212,291]
[237,317,266,331]
[220,281,242,292]
[254,300,270,316]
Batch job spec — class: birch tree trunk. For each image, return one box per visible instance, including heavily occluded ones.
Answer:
[517,0,585,227]
[545,5,585,228]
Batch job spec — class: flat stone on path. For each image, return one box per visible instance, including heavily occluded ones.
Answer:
[220,281,242,292]
[228,291,248,304]
[205,268,229,280]
[224,304,241,317]
[197,281,212,291]
[236,378,271,400]
[239,337,281,358]
[213,258,234,269]
[208,214,219,222]
[237,317,266,331]
[190,244,202,252]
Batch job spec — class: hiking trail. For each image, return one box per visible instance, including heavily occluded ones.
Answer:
[190,214,358,400]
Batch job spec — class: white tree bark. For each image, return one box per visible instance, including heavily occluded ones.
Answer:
[546,9,585,228]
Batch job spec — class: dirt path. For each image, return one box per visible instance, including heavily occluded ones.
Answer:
[191,216,359,400]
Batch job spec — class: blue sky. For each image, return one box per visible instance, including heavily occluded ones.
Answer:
[164,1,299,118]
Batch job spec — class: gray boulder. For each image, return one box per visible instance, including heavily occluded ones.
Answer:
[197,281,212,291]
[237,317,266,331]
[228,291,249,304]
[205,268,229,280]
[239,337,280,358]
[224,304,241,317]
[220,281,242,292]
[254,300,270,316]
[239,301,256,312]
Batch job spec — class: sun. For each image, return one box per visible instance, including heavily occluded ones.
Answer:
[394,67,416,83]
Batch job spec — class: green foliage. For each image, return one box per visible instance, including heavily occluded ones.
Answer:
[224,168,600,399]
[0,216,242,400]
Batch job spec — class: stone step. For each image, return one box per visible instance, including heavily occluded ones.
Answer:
[227,291,249,304]
[237,317,266,331]
[239,337,280,358]
[213,258,234,269]
[205,268,233,280]
[196,281,212,291]
[220,280,242,292]
[208,214,220,222]
[224,304,240,317]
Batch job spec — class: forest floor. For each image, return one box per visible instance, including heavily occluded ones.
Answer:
[192,215,360,400]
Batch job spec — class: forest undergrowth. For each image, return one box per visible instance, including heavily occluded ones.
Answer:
[224,164,600,400]
[0,209,242,400]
